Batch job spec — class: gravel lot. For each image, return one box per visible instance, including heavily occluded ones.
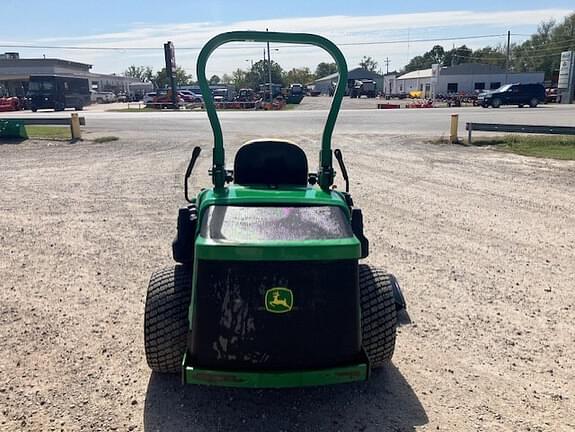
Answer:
[1,120,574,431]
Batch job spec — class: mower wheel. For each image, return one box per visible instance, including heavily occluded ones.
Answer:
[144,265,192,373]
[359,264,397,368]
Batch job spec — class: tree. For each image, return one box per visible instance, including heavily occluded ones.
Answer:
[511,13,575,79]
[403,44,472,72]
[283,67,314,86]
[123,65,154,82]
[315,62,337,78]
[443,45,473,67]
[231,68,249,90]
[359,56,378,72]
[152,67,193,88]
[427,45,445,64]
[209,74,221,85]
[221,73,233,84]
[471,46,506,67]
[246,59,285,90]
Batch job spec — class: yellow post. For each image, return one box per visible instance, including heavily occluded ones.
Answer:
[450,113,459,143]
[70,113,82,140]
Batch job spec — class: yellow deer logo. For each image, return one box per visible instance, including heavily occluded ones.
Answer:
[265,288,293,313]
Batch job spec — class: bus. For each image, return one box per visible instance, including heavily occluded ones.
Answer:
[28,75,90,112]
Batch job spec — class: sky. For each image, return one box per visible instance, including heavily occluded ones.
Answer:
[0,1,573,77]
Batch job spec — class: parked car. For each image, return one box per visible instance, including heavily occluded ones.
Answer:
[145,91,183,108]
[178,90,203,103]
[143,92,157,104]
[545,87,559,104]
[478,83,545,108]
[91,91,117,104]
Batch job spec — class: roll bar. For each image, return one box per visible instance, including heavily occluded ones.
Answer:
[196,31,348,190]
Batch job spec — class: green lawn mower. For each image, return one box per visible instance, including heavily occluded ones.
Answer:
[144,31,406,388]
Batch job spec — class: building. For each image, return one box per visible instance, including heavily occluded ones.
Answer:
[311,67,384,95]
[0,53,142,97]
[388,63,544,98]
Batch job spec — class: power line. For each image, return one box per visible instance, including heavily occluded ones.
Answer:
[0,33,508,52]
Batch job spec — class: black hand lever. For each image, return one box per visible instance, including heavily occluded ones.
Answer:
[184,146,202,203]
[334,149,349,193]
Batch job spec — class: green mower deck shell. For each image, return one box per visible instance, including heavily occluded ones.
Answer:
[182,351,368,387]
[194,184,360,261]
[196,184,352,216]
[195,237,360,261]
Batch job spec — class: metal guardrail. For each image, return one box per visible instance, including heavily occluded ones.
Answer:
[465,122,575,144]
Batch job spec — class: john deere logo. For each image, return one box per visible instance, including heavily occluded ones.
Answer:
[265,287,293,313]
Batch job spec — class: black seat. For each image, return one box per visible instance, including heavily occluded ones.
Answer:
[233,140,308,186]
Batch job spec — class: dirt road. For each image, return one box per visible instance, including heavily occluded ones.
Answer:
[1,127,574,431]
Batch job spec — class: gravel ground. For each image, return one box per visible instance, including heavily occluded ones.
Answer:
[1,127,574,431]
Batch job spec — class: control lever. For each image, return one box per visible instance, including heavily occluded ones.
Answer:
[333,149,349,193]
[184,146,202,203]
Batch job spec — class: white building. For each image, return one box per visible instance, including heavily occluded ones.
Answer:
[387,63,544,98]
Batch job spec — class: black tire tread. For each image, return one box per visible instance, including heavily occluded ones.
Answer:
[359,264,397,368]
[144,265,192,373]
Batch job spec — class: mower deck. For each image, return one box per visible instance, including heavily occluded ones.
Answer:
[182,352,368,388]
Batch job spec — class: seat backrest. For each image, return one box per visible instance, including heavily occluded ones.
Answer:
[233,140,308,186]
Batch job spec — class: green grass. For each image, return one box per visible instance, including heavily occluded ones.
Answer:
[473,135,575,160]
[25,125,70,140]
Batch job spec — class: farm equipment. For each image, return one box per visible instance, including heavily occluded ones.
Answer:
[350,79,376,98]
[286,83,305,104]
[143,31,406,388]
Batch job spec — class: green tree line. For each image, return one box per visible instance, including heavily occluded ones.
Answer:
[403,13,575,79]
[124,61,342,91]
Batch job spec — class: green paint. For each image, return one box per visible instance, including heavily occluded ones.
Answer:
[196,31,348,190]
[195,237,360,261]
[0,120,28,139]
[184,362,368,388]
[196,185,352,219]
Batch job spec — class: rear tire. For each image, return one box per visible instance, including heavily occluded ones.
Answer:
[144,265,192,373]
[359,264,397,368]
[529,98,538,108]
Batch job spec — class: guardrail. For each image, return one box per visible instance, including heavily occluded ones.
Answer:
[465,122,575,144]
[0,113,85,139]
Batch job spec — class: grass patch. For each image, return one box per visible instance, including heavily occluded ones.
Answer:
[25,125,70,140]
[474,135,575,160]
[93,136,119,143]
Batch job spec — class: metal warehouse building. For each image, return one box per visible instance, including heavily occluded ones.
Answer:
[386,63,544,98]
[0,53,140,97]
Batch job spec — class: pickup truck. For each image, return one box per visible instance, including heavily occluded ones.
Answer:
[91,91,117,104]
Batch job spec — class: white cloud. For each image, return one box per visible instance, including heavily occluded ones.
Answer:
[5,8,573,75]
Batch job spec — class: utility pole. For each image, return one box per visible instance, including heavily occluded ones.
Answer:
[266,28,273,103]
[384,57,390,74]
[505,30,511,84]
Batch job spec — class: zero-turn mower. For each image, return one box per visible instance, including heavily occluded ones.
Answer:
[144,31,406,388]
